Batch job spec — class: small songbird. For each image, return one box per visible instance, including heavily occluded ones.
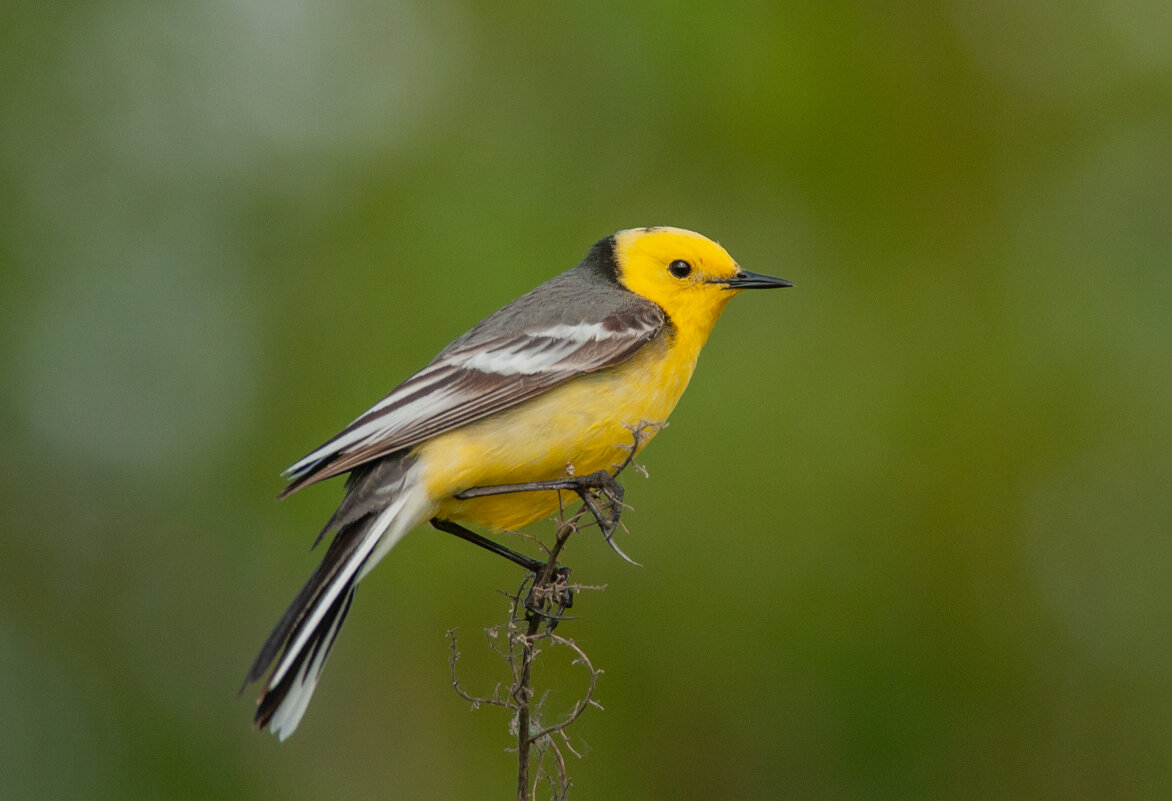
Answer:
[244,226,791,738]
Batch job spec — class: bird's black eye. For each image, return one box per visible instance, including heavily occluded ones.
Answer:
[668,259,692,279]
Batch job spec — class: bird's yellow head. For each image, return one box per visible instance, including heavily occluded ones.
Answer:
[613,226,791,340]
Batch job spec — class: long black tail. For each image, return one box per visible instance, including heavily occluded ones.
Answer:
[242,510,375,740]
[254,582,356,737]
[244,456,425,739]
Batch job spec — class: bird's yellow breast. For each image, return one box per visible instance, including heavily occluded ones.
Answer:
[421,323,706,531]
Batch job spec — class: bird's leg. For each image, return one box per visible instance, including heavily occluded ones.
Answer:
[454,470,639,566]
[430,518,574,620]
[430,517,545,574]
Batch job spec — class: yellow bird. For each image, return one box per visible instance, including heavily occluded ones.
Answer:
[244,226,791,738]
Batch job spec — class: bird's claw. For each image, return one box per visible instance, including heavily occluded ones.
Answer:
[523,566,575,629]
[575,471,641,567]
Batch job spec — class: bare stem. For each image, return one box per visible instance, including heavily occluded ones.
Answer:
[515,518,577,800]
[447,421,660,800]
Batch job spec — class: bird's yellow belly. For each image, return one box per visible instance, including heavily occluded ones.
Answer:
[421,335,696,531]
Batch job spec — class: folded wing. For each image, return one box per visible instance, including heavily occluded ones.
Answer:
[281,302,664,496]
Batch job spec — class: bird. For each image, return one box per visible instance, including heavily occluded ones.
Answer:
[243,226,792,739]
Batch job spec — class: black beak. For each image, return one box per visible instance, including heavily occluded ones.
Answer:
[720,270,794,290]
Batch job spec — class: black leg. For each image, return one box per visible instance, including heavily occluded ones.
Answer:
[431,517,575,622]
[454,470,639,565]
[430,518,545,574]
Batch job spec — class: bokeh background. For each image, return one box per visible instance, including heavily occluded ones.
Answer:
[2,2,1170,799]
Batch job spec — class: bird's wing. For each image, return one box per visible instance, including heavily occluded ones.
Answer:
[279,301,665,496]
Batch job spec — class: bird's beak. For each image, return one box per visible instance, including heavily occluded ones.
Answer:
[719,270,794,290]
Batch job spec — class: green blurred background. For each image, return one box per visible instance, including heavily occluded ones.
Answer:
[2,1,1170,799]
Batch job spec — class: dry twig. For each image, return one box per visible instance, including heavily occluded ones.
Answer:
[447,421,662,800]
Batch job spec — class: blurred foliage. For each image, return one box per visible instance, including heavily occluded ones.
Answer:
[2,1,1170,799]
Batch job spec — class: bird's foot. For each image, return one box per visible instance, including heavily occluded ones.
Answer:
[455,470,639,566]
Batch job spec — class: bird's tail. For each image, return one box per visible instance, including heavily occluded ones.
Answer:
[244,460,430,740]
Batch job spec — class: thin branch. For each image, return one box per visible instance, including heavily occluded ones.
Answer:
[446,421,662,800]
